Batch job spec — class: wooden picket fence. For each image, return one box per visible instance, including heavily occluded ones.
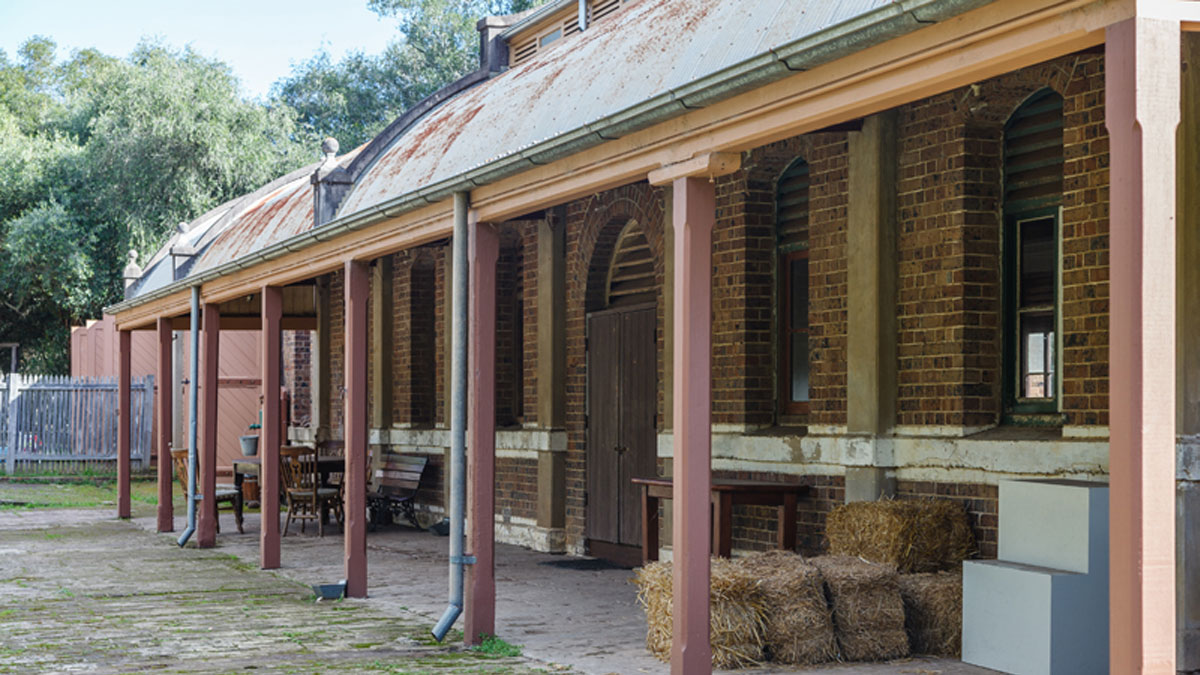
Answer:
[0,375,154,474]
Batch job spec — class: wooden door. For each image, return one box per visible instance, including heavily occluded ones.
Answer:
[586,305,657,555]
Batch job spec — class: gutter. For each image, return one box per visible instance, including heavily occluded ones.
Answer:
[105,0,991,317]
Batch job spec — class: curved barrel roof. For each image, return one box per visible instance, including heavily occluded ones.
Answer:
[337,0,901,216]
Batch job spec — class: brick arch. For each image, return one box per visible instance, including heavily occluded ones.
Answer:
[575,183,666,314]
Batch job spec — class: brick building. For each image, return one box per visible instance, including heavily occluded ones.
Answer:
[107,0,1196,671]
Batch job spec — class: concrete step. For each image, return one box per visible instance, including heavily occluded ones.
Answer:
[998,479,1108,573]
[962,558,1108,675]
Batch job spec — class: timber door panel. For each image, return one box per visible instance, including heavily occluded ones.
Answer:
[586,313,621,544]
[617,308,656,545]
[586,306,656,550]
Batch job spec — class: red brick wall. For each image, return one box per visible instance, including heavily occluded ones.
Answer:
[328,270,344,437]
[895,52,1108,427]
[496,226,527,427]
[496,456,539,521]
[433,244,449,427]
[283,330,311,427]
[392,249,437,426]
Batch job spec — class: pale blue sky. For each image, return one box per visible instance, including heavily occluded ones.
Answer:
[0,0,399,99]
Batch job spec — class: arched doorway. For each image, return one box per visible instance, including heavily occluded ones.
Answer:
[585,220,658,565]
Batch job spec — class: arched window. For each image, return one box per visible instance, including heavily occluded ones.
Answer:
[777,158,810,416]
[605,220,655,308]
[1002,88,1063,414]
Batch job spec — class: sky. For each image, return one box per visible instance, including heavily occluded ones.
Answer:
[0,0,399,99]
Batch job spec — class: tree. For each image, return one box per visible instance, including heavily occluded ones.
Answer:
[0,38,315,373]
[276,0,546,149]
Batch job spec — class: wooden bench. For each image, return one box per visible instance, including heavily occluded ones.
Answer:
[367,453,428,528]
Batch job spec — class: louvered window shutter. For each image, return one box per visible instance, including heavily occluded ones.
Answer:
[1003,89,1064,211]
[606,222,655,308]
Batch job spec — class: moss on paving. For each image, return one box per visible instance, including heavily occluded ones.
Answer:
[0,506,558,675]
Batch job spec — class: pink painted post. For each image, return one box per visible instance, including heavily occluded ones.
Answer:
[671,176,714,673]
[156,318,173,532]
[1106,16,1179,674]
[261,286,283,570]
[117,329,132,519]
[466,219,498,645]
[344,261,369,598]
[198,302,220,548]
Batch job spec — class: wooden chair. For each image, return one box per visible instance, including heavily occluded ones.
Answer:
[367,453,429,528]
[280,445,342,536]
[171,448,243,534]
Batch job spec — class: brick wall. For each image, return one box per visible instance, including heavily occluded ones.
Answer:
[895,52,1108,427]
[496,456,539,521]
[283,330,312,427]
[328,270,344,437]
[393,249,437,426]
[496,226,527,427]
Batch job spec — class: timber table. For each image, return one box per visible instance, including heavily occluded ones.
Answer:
[232,455,345,497]
[631,477,811,562]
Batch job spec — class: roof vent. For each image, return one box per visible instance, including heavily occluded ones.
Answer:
[508,0,627,67]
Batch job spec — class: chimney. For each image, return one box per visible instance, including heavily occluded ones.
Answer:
[123,250,143,298]
[311,137,353,228]
[477,16,512,72]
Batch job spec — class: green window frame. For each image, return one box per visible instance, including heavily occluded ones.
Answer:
[1002,88,1063,416]
[777,158,810,416]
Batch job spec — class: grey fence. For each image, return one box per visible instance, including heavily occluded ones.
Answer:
[0,375,154,474]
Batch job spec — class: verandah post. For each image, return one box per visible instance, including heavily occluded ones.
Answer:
[1105,13,1180,674]
[118,328,132,519]
[465,214,498,645]
[261,286,283,570]
[344,261,370,598]
[157,317,173,531]
[198,302,220,548]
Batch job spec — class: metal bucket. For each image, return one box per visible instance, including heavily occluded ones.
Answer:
[239,435,259,456]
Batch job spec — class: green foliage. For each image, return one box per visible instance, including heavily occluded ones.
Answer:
[0,38,316,373]
[470,634,522,658]
[3,1,549,373]
[276,0,547,149]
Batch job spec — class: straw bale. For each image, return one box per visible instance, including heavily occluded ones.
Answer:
[737,550,837,665]
[633,558,767,668]
[809,556,909,662]
[898,570,963,656]
[825,498,975,572]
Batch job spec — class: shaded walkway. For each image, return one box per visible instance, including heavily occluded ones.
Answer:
[180,513,996,675]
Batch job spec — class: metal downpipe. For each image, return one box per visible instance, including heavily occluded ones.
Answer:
[433,191,470,641]
[177,286,201,547]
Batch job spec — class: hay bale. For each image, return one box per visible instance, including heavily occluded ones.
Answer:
[898,570,963,656]
[633,558,767,668]
[825,498,975,572]
[809,556,909,662]
[737,550,837,665]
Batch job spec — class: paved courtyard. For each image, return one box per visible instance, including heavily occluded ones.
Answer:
[0,483,996,674]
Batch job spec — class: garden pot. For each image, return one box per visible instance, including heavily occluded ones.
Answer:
[239,435,259,456]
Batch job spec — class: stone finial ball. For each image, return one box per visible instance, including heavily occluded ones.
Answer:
[321,137,339,155]
[176,221,189,234]
[127,249,138,263]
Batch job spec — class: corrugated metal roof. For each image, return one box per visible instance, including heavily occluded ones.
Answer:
[127,148,361,300]
[337,0,895,216]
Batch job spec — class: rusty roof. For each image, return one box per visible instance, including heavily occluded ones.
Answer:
[120,0,988,307]
[127,147,362,300]
[337,0,905,216]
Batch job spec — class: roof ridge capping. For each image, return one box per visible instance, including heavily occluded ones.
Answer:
[105,0,994,316]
